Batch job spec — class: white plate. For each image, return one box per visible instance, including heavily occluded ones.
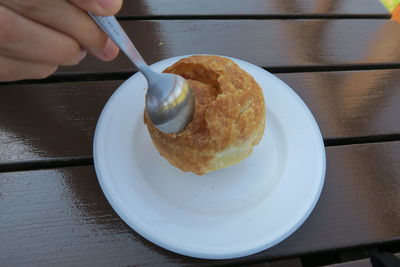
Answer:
[93,55,326,259]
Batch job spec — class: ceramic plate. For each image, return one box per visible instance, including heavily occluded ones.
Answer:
[93,55,326,259]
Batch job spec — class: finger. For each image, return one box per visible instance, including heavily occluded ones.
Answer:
[69,0,123,16]
[0,5,86,66]
[0,55,58,82]
[1,0,119,61]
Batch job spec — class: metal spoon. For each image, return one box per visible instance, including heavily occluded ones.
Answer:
[90,14,194,134]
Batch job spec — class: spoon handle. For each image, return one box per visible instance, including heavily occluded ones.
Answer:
[89,13,152,75]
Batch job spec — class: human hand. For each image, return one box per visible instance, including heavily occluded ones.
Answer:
[0,0,122,81]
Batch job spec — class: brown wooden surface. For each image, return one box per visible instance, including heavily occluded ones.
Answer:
[324,253,400,267]
[325,259,372,267]
[58,19,400,76]
[1,142,399,266]
[250,258,303,267]
[1,69,400,164]
[1,0,400,265]
[118,0,388,17]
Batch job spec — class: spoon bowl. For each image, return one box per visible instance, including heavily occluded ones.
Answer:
[146,73,194,133]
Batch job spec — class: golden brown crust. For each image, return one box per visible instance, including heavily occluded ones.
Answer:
[144,55,266,175]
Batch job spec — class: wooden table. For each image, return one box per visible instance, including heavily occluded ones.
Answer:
[1,1,400,266]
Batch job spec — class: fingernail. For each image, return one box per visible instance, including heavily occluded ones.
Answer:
[72,49,87,65]
[101,38,119,60]
[78,49,87,61]
[96,0,113,10]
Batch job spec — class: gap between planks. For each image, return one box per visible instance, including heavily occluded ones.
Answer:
[1,138,400,173]
[3,64,400,86]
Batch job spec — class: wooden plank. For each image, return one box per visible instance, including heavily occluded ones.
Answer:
[324,253,400,267]
[0,80,120,163]
[118,0,387,17]
[57,19,400,76]
[325,259,372,267]
[249,258,303,267]
[1,142,400,266]
[279,70,400,141]
[1,69,400,163]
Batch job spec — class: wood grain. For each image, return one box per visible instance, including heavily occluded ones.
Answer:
[1,69,400,163]
[325,259,372,267]
[117,0,388,17]
[279,70,400,141]
[0,81,121,163]
[248,258,303,267]
[57,19,400,76]
[325,253,400,267]
[1,142,399,266]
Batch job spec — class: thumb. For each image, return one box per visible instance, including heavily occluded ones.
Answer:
[69,0,123,16]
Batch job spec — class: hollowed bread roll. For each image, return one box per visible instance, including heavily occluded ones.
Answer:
[145,55,266,175]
